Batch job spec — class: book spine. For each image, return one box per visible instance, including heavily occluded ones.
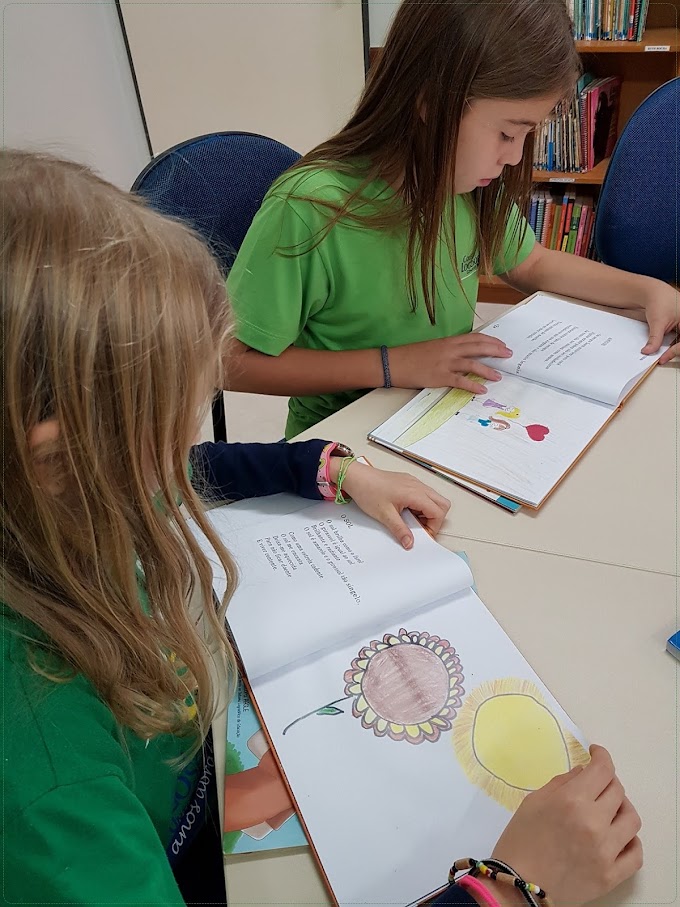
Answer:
[550,201,562,249]
[637,0,650,40]
[627,0,637,39]
[567,203,581,254]
[536,192,546,240]
[561,193,575,251]
[584,210,596,258]
[574,202,590,256]
[579,87,588,169]
[529,195,538,233]
[556,192,569,245]
[541,197,554,246]
[632,0,642,39]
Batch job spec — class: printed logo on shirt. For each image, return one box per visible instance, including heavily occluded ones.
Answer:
[166,734,216,864]
[461,250,480,277]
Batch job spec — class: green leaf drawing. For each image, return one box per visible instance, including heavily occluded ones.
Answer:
[315,706,344,716]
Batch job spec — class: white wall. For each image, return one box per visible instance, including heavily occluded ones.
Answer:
[1,0,149,188]
[368,0,399,45]
[121,0,366,156]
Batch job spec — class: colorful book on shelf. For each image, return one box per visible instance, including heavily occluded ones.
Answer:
[223,676,308,855]
[368,293,671,509]
[193,496,589,907]
[587,76,621,168]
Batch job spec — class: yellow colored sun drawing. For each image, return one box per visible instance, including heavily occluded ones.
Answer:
[452,678,589,812]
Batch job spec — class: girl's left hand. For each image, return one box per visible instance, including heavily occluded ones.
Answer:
[642,284,679,364]
[336,461,451,549]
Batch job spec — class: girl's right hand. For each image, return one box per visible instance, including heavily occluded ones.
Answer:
[485,745,643,907]
[387,334,513,393]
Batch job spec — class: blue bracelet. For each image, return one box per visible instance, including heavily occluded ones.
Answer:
[380,345,392,389]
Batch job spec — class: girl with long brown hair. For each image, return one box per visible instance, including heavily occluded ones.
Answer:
[226,0,679,440]
[1,150,641,906]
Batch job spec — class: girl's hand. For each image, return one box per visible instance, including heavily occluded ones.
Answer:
[486,745,643,907]
[642,283,679,364]
[388,334,513,394]
[334,461,451,548]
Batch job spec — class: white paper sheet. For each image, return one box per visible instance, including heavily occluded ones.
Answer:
[479,294,667,405]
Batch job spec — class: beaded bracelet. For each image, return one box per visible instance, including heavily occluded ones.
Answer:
[334,456,356,504]
[448,858,551,907]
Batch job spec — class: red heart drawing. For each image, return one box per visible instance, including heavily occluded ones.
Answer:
[526,424,550,442]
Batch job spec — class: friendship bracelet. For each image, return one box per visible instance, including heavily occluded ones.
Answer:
[316,442,339,501]
[334,456,356,504]
[458,873,502,907]
[380,345,392,389]
[448,859,550,907]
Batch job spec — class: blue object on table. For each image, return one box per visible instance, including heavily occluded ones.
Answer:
[666,630,680,661]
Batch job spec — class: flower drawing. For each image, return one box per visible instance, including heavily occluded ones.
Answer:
[282,628,464,742]
[343,629,464,744]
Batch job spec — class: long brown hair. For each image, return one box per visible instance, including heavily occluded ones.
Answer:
[286,0,580,321]
[2,150,236,750]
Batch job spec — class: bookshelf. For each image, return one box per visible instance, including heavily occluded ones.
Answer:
[369,2,680,304]
[484,3,680,301]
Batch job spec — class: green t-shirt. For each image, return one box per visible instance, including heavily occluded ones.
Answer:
[1,603,197,904]
[227,165,535,439]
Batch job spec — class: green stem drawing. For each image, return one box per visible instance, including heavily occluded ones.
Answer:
[282,696,352,736]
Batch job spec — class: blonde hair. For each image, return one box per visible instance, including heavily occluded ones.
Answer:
[1,149,237,749]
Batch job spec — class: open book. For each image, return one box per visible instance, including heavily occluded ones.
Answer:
[194,495,589,907]
[369,293,670,508]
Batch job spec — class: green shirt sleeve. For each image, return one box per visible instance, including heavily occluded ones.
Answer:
[227,193,331,356]
[3,776,186,905]
[493,203,536,276]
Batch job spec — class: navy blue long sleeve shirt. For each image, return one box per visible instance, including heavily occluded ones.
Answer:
[190,439,328,503]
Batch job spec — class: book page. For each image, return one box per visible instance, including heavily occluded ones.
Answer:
[191,496,473,680]
[252,589,588,906]
[372,375,612,506]
[479,294,668,405]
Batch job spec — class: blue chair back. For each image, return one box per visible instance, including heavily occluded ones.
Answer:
[595,78,679,284]
[131,132,300,441]
[132,131,300,272]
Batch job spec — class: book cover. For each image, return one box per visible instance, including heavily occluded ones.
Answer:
[224,677,307,855]
[588,77,622,166]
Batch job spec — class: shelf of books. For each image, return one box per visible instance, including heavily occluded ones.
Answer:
[477,1,680,303]
[369,2,680,304]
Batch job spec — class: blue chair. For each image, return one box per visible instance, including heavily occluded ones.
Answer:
[595,77,679,285]
[131,132,301,442]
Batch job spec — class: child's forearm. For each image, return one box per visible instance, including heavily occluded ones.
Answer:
[504,246,658,312]
[224,339,385,395]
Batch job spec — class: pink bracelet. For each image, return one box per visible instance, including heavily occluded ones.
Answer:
[458,873,502,907]
[317,442,338,501]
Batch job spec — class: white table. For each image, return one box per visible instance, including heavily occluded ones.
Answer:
[223,361,679,907]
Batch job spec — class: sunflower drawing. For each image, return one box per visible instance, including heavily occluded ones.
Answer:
[344,629,465,743]
[282,629,464,744]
